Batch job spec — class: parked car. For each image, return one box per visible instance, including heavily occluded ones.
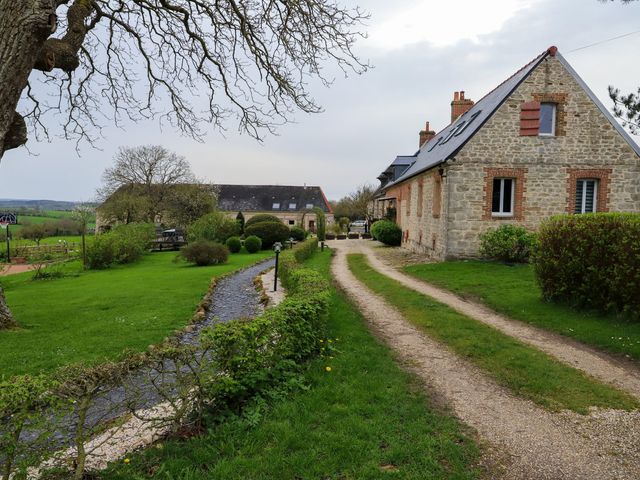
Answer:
[350,220,367,228]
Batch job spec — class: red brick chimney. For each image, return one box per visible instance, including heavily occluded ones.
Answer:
[451,91,474,122]
[419,121,436,148]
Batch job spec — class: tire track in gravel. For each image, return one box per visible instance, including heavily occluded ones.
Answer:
[330,241,640,480]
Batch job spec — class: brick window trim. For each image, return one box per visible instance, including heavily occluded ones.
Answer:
[566,168,612,213]
[532,93,568,137]
[483,168,527,221]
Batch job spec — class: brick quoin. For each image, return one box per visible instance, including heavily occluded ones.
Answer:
[482,167,528,221]
[566,168,612,213]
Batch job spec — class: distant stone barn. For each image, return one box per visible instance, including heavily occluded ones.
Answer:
[372,46,640,259]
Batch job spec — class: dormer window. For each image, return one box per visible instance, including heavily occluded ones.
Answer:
[289,203,297,210]
[272,203,280,210]
[539,103,556,136]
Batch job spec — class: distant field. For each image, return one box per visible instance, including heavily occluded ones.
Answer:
[5,209,96,234]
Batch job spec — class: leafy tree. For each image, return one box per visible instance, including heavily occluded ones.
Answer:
[97,145,216,229]
[163,184,217,229]
[313,207,326,241]
[188,212,239,244]
[0,1,367,159]
[18,223,48,245]
[331,184,376,223]
[73,204,94,269]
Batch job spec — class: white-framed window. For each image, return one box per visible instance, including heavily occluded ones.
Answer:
[272,202,280,210]
[491,178,515,216]
[539,103,556,136]
[305,203,314,209]
[289,203,297,210]
[575,179,598,214]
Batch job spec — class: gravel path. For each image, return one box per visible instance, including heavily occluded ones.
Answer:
[330,241,640,480]
[344,240,640,401]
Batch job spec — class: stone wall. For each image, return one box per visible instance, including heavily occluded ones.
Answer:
[393,54,639,260]
[392,170,448,259]
[445,55,639,258]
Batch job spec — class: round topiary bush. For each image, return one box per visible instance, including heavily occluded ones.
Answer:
[371,220,401,246]
[479,224,537,263]
[180,240,229,266]
[244,214,282,229]
[225,236,242,253]
[289,226,306,241]
[244,235,262,253]
[244,221,290,249]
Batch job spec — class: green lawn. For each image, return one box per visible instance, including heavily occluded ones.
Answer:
[0,251,272,378]
[404,261,640,361]
[101,249,481,480]
[348,254,638,414]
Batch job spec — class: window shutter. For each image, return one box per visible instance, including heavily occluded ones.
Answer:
[520,101,540,136]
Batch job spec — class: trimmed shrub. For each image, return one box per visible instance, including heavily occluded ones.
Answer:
[371,220,401,246]
[188,212,239,243]
[325,233,336,240]
[479,224,537,263]
[348,232,359,239]
[180,240,229,266]
[361,233,372,239]
[244,221,290,249]
[289,226,306,241]
[201,241,328,411]
[244,235,262,253]
[532,213,640,318]
[225,236,242,253]
[87,223,155,269]
[244,214,282,229]
[293,237,318,264]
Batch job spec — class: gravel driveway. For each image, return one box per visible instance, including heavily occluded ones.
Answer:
[329,240,640,480]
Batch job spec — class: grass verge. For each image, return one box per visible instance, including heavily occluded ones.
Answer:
[100,248,481,480]
[404,261,640,361]
[0,251,272,378]
[348,254,638,414]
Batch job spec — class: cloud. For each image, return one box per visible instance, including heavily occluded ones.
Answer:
[1,0,639,202]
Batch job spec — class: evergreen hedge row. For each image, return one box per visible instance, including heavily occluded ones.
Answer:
[532,213,640,318]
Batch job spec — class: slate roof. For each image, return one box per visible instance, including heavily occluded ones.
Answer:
[384,47,640,188]
[217,184,332,213]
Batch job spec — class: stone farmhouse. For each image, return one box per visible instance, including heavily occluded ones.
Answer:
[371,46,640,260]
[217,184,334,232]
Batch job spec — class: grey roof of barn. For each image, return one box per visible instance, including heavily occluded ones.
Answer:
[216,184,333,213]
[383,46,640,188]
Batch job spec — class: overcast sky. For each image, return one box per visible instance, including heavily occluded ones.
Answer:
[1,0,639,202]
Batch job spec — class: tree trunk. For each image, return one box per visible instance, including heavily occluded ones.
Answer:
[0,0,56,158]
[0,285,17,329]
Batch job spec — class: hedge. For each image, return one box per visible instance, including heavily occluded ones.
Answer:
[532,213,640,318]
[0,239,328,479]
[86,223,155,269]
